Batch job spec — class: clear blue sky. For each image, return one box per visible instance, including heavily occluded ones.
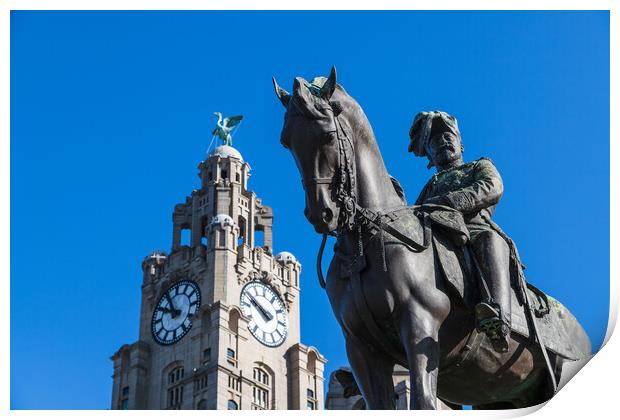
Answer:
[10,11,609,409]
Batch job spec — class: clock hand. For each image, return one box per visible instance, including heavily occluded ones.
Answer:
[249,295,274,321]
[164,293,181,318]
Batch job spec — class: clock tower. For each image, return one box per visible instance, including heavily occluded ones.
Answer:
[110,144,327,410]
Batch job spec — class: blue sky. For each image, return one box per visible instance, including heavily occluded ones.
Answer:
[10,11,609,409]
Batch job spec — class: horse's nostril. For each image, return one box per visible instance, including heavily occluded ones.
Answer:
[321,208,333,223]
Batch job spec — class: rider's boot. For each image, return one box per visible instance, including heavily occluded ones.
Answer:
[471,231,512,353]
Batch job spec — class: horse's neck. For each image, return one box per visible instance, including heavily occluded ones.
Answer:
[353,127,403,212]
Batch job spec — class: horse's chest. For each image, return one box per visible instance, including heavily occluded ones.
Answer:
[332,255,402,341]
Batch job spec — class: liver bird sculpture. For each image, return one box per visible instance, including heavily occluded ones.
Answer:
[212,112,243,146]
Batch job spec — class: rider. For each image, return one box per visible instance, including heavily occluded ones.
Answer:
[408,111,512,352]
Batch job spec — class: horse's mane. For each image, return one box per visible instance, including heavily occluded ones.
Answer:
[301,76,407,204]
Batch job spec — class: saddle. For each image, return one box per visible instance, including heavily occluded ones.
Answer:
[377,206,588,361]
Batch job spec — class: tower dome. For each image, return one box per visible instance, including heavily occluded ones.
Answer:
[275,251,297,264]
[210,145,243,162]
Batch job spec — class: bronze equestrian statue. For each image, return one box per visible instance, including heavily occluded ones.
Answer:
[272,67,591,409]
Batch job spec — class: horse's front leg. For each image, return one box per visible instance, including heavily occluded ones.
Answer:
[399,303,447,409]
[345,333,396,409]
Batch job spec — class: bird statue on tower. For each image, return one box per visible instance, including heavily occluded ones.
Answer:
[212,112,244,146]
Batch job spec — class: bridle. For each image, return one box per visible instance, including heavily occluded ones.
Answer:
[300,102,431,289]
[300,108,358,233]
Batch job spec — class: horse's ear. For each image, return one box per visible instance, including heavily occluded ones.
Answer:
[320,66,337,100]
[293,77,314,109]
[272,77,290,108]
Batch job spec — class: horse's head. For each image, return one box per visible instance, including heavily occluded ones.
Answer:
[273,67,356,234]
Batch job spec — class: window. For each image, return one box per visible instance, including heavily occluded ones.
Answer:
[221,169,228,179]
[194,375,208,392]
[168,367,184,385]
[253,368,269,386]
[228,400,238,410]
[120,399,128,410]
[166,366,185,409]
[167,385,184,409]
[228,375,241,392]
[252,386,269,409]
[203,348,211,364]
[227,348,236,366]
[235,173,240,182]
[219,231,226,247]
[307,388,316,410]
[122,386,129,397]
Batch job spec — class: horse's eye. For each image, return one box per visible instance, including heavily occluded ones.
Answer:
[322,131,337,144]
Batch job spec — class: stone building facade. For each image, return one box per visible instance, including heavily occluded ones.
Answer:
[110,145,326,410]
[325,366,453,410]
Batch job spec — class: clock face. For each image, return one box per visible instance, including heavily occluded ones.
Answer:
[151,280,201,345]
[240,282,288,347]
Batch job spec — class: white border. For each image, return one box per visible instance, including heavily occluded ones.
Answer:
[2,1,616,419]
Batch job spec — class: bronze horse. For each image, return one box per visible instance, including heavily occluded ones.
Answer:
[273,68,591,409]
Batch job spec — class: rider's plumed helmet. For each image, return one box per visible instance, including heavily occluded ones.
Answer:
[408,111,461,161]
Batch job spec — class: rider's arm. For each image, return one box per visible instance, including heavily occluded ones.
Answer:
[434,158,504,214]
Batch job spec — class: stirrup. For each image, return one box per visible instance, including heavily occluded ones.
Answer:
[475,303,510,353]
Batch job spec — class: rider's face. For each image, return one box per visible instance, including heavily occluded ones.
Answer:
[427,131,462,167]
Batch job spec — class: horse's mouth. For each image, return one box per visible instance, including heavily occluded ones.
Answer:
[311,219,338,235]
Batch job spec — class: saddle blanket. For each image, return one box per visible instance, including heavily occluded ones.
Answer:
[509,287,590,361]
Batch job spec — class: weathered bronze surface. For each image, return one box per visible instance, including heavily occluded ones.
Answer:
[273,68,591,409]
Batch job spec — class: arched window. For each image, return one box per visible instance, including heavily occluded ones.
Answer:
[252,367,271,409]
[306,351,319,410]
[168,366,184,385]
[166,366,184,409]
[229,309,240,335]
[237,215,247,246]
[253,367,269,386]
[227,400,238,410]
